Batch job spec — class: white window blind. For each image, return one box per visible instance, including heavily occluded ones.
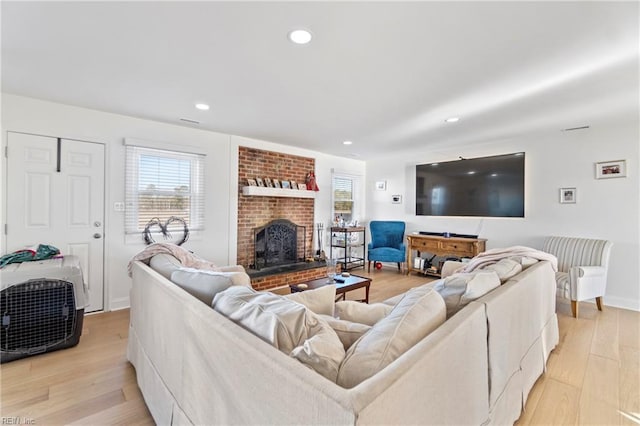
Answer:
[125,145,205,234]
[333,176,355,222]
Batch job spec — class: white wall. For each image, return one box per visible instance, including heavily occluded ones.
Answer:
[366,123,640,310]
[1,94,364,310]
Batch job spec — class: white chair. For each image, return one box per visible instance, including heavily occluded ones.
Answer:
[542,236,613,318]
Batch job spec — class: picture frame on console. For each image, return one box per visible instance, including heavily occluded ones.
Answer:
[559,187,576,204]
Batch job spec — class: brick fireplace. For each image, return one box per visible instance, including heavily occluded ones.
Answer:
[237,147,326,290]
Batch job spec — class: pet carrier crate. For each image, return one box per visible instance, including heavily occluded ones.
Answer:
[1,255,88,363]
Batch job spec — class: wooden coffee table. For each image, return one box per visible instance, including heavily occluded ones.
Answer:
[290,275,371,303]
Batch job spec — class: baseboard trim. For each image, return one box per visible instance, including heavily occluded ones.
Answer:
[109,296,130,312]
[604,295,639,312]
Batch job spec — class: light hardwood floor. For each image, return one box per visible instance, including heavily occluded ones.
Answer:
[1,268,638,425]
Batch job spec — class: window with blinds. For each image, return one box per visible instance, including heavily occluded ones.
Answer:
[333,176,355,222]
[125,145,205,234]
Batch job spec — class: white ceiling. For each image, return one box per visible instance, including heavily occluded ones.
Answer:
[2,1,638,160]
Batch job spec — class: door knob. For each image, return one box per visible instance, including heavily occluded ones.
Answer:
[93,233,102,239]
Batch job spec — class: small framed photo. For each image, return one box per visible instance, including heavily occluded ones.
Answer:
[256,177,265,187]
[272,179,281,188]
[559,187,576,204]
[595,160,626,179]
[247,178,257,186]
[281,180,291,189]
[264,177,273,188]
[392,194,402,204]
[375,180,387,191]
[290,180,297,189]
[297,183,307,190]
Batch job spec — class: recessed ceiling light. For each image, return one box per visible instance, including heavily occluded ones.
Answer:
[343,140,353,145]
[445,117,460,123]
[195,103,210,111]
[288,29,312,44]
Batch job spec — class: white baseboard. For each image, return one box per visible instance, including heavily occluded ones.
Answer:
[604,295,640,312]
[109,296,131,311]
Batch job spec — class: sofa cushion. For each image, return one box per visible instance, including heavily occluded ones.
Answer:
[149,253,182,279]
[170,267,238,305]
[508,255,539,269]
[434,271,501,318]
[290,318,346,382]
[319,315,372,350]
[336,286,446,388]
[555,271,570,299]
[212,286,345,381]
[284,285,336,316]
[482,258,523,282]
[334,301,394,326]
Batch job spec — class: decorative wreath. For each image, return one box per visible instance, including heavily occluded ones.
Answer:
[143,216,190,246]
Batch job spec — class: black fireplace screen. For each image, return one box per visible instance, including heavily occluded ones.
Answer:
[253,219,306,270]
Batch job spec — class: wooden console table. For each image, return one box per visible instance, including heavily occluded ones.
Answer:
[406,234,486,277]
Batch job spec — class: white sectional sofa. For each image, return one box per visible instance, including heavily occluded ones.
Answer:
[127,258,558,425]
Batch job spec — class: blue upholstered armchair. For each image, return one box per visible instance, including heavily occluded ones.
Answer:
[368,221,406,273]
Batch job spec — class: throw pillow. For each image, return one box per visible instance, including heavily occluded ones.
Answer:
[212,286,345,381]
[319,314,372,350]
[290,318,346,382]
[336,286,446,388]
[508,255,539,270]
[284,285,337,316]
[433,271,501,318]
[170,267,237,305]
[334,301,394,326]
[482,258,522,282]
[149,253,182,279]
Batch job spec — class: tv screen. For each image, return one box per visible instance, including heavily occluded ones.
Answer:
[416,152,525,217]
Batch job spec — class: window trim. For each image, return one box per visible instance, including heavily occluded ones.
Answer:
[331,170,361,225]
[125,143,205,235]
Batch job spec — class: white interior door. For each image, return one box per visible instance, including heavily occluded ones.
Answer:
[6,132,105,312]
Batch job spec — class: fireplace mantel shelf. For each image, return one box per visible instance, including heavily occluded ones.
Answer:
[242,186,316,198]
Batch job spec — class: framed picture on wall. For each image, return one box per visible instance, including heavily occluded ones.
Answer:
[559,187,576,204]
[595,160,626,179]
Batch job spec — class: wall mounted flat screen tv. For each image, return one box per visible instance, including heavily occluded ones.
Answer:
[416,152,525,217]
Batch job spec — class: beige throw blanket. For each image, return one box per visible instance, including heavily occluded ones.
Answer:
[457,246,558,273]
[127,242,218,277]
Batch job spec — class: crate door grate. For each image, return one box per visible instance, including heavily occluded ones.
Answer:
[1,279,77,354]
